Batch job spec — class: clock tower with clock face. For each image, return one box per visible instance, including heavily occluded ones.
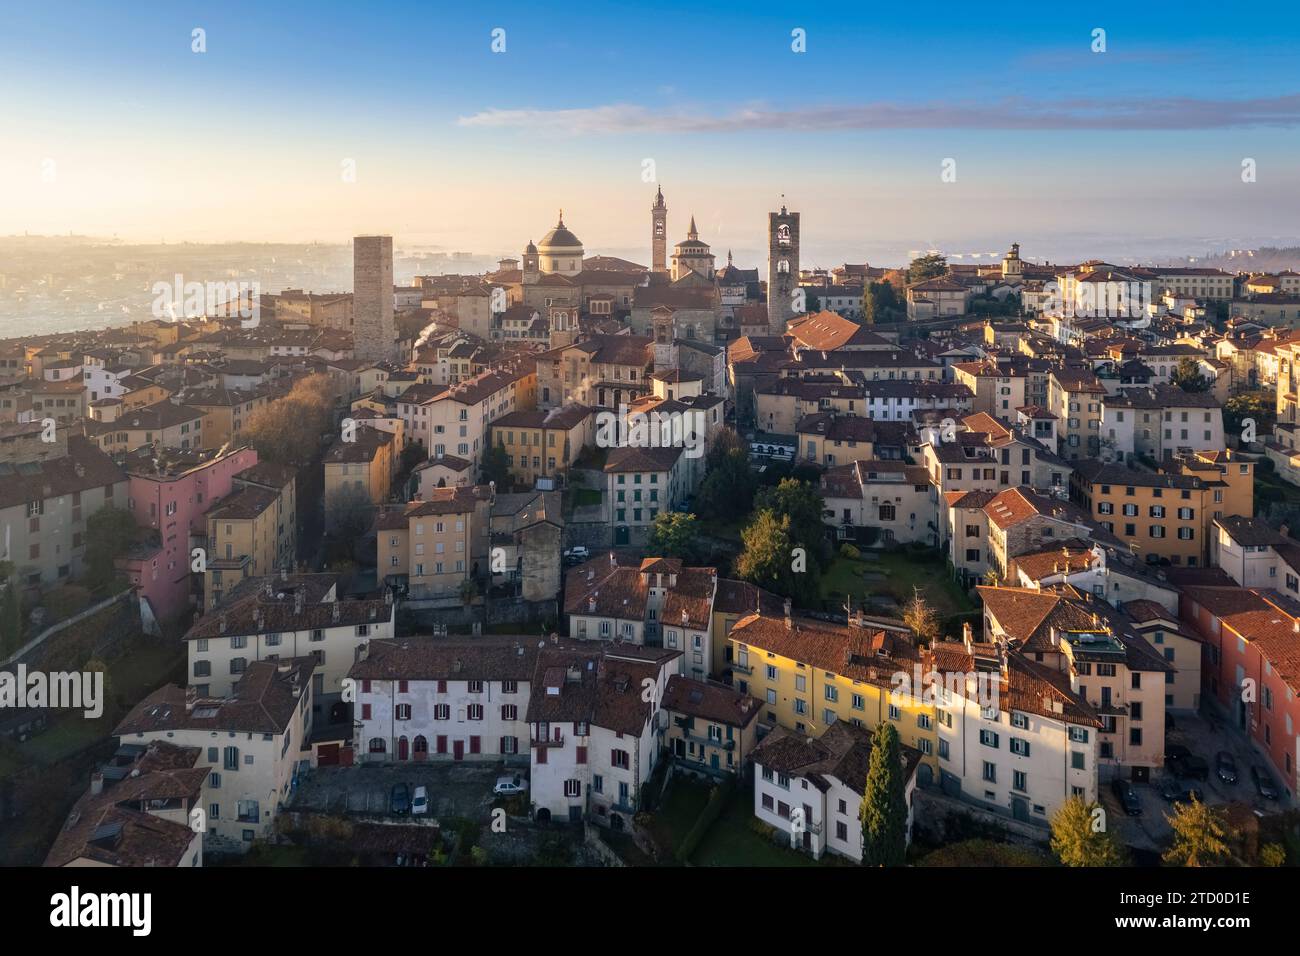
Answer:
[767,204,800,334]
[651,186,668,273]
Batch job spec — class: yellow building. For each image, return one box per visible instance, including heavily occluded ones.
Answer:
[204,463,297,608]
[794,412,878,469]
[728,609,939,771]
[489,404,592,486]
[323,424,396,509]
[375,485,491,599]
[180,385,279,451]
[1071,456,1252,567]
[661,675,762,779]
[84,399,207,454]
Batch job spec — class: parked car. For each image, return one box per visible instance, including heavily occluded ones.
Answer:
[390,782,411,814]
[1215,751,1238,785]
[1251,765,1280,800]
[1165,744,1209,780]
[1160,781,1205,805]
[1112,777,1142,816]
[411,786,429,816]
[562,546,590,565]
[493,774,529,796]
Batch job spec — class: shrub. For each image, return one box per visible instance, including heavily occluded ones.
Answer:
[1259,842,1286,867]
[839,542,861,560]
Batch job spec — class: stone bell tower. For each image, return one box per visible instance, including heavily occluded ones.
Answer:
[767,204,800,334]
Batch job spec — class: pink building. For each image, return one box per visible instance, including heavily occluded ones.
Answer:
[1180,584,1300,801]
[121,445,261,623]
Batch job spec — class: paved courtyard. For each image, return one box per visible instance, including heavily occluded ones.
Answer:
[292,761,509,819]
[1104,711,1290,851]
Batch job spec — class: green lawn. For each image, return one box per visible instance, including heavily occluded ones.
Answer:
[573,488,602,507]
[644,776,712,858]
[821,550,973,619]
[15,635,185,767]
[690,788,824,867]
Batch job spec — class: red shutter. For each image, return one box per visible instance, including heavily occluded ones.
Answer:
[399,680,408,693]
[499,736,507,754]
[470,736,481,754]
[362,680,371,693]
[436,735,447,754]
[577,746,587,764]
[438,680,447,693]
[537,747,547,764]
[362,703,371,720]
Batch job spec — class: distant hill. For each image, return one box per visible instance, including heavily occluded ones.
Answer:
[1162,247,1300,273]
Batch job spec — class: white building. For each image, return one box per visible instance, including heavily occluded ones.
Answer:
[526,641,680,827]
[113,658,315,853]
[565,554,717,679]
[751,721,921,862]
[349,635,537,763]
[185,573,395,712]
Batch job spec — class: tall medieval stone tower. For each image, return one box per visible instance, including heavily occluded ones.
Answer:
[353,235,395,361]
[651,186,667,273]
[767,205,800,334]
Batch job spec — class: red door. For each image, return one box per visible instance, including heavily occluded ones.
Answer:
[317,744,339,767]
[469,736,481,756]
[453,740,464,761]
[397,736,409,761]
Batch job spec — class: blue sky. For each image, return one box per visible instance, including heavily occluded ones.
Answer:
[2,0,1298,264]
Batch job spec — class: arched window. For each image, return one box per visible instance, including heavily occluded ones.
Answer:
[368,737,386,753]
[414,735,428,753]
[778,259,790,274]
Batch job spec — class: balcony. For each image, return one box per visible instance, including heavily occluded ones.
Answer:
[731,662,753,676]
[531,735,565,749]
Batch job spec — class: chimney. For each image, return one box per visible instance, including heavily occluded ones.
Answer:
[185,685,198,713]
[783,597,792,627]
[332,602,341,623]
[218,616,227,634]
[280,567,288,582]
[962,621,973,651]
[89,771,104,796]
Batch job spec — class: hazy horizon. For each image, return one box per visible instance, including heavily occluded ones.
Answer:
[3,0,1299,261]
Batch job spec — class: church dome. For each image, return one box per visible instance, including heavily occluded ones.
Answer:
[538,212,582,251]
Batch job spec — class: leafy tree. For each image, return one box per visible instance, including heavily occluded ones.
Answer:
[695,431,757,523]
[1224,391,1274,444]
[0,561,21,656]
[458,577,479,607]
[649,512,704,563]
[1170,357,1210,393]
[862,280,904,324]
[735,510,818,605]
[1163,797,1230,867]
[83,506,139,590]
[860,722,908,866]
[753,478,828,565]
[324,483,375,538]
[245,375,337,465]
[1049,797,1129,866]
[480,443,513,489]
[906,253,948,285]
[901,586,940,645]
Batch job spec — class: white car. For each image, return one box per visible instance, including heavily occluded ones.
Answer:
[411,786,429,816]
[563,546,590,564]
[493,774,529,796]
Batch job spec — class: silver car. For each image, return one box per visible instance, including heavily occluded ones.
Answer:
[493,774,529,796]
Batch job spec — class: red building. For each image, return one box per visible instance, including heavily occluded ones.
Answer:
[1180,584,1300,799]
